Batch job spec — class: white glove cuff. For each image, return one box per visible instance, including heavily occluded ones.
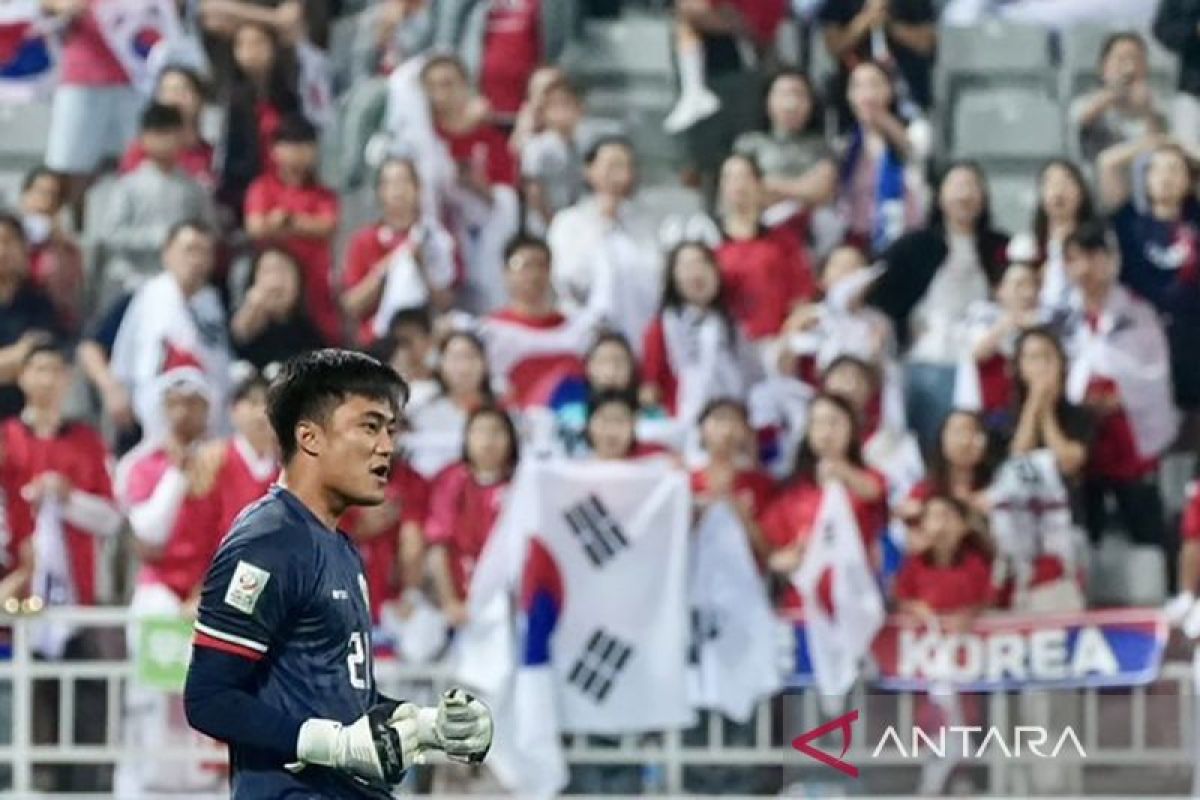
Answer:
[416,706,439,748]
[297,718,342,767]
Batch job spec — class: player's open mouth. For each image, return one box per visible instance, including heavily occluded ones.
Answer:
[370,464,390,481]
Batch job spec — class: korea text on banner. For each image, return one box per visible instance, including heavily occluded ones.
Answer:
[787,608,1167,691]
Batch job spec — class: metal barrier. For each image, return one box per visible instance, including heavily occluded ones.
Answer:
[0,607,1194,797]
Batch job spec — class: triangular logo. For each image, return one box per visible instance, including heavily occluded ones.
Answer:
[791,709,859,778]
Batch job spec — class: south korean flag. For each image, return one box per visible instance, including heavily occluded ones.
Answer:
[93,0,182,94]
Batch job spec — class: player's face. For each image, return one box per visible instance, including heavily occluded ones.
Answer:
[318,395,398,506]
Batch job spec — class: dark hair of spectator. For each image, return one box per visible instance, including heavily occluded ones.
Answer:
[584,330,639,398]
[847,60,903,119]
[165,218,215,247]
[159,64,208,102]
[1064,217,1116,254]
[928,160,1007,281]
[583,134,635,166]
[21,340,66,367]
[720,151,764,182]
[376,156,422,192]
[231,364,270,404]
[246,247,306,314]
[660,241,738,345]
[791,393,865,483]
[388,306,433,338]
[21,165,63,196]
[421,53,469,82]
[1033,159,1096,254]
[0,211,27,245]
[928,409,996,493]
[762,68,824,136]
[584,389,639,454]
[697,397,749,427]
[1099,31,1147,66]
[267,349,408,463]
[920,492,996,558]
[435,330,493,401]
[275,114,318,145]
[1011,326,1073,416]
[543,76,581,101]
[504,234,551,266]
[140,102,185,133]
[462,404,520,476]
[823,353,881,394]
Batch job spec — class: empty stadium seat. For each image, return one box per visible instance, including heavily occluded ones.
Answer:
[987,170,1041,234]
[1089,537,1168,607]
[569,12,674,84]
[937,21,1054,89]
[952,88,1066,162]
[0,101,54,172]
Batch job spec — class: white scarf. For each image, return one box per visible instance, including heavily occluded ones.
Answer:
[1064,285,1179,459]
[371,221,457,338]
[30,498,75,658]
[662,307,754,426]
[110,272,230,437]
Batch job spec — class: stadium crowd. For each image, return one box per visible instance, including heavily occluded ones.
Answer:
[2,0,1200,794]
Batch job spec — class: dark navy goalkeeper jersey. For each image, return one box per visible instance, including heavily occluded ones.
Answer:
[193,485,390,799]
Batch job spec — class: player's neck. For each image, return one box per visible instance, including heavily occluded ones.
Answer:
[278,472,342,531]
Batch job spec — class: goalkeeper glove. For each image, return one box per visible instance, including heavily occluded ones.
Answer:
[415,688,494,764]
[295,701,421,785]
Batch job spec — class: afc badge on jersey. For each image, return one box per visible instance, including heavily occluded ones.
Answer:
[225,561,271,614]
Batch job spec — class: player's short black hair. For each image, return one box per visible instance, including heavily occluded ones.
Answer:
[1064,217,1115,254]
[268,349,409,463]
[503,234,551,266]
[275,114,318,145]
[140,101,185,133]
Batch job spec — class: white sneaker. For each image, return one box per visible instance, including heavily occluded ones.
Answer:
[663,87,721,134]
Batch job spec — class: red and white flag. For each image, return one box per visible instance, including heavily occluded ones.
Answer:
[93,0,180,94]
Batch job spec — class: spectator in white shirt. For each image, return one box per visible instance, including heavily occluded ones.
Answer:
[548,136,663,353]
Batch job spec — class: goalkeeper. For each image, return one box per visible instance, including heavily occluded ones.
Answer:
[184,350,492,798]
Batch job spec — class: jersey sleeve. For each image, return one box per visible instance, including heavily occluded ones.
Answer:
[193,529,311,661]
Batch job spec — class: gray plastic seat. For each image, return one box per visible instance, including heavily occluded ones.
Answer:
[0,101,54,170]
[952,88,1066,161]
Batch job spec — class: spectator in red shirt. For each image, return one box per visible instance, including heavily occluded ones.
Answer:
[900,409,995,529]
[423,55,516,186]
[714,153,815,340]
[121,66,216,189]
[640,241,761,421]
[426,405,519,626]
[2,343,122,793]
[202,367,280,539]
[433,0,580,121]
[340,157,457,345]
[481,236,589,409]
[218,21,302,216]
[691,398,775,546]
[18,167,83,335]
[0,344,122,610]
[894,494,994,621]
[245,115,341,344]
[760,393,888,610]
[42,0,142,183]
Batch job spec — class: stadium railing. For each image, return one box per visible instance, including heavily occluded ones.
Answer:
[0,606,1193,797]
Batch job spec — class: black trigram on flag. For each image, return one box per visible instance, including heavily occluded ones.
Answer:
[687,607,721,665]
[563,494,629,567]
[568,629,633,702]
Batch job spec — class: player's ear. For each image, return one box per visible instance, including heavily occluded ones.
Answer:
[295,419,323,458]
